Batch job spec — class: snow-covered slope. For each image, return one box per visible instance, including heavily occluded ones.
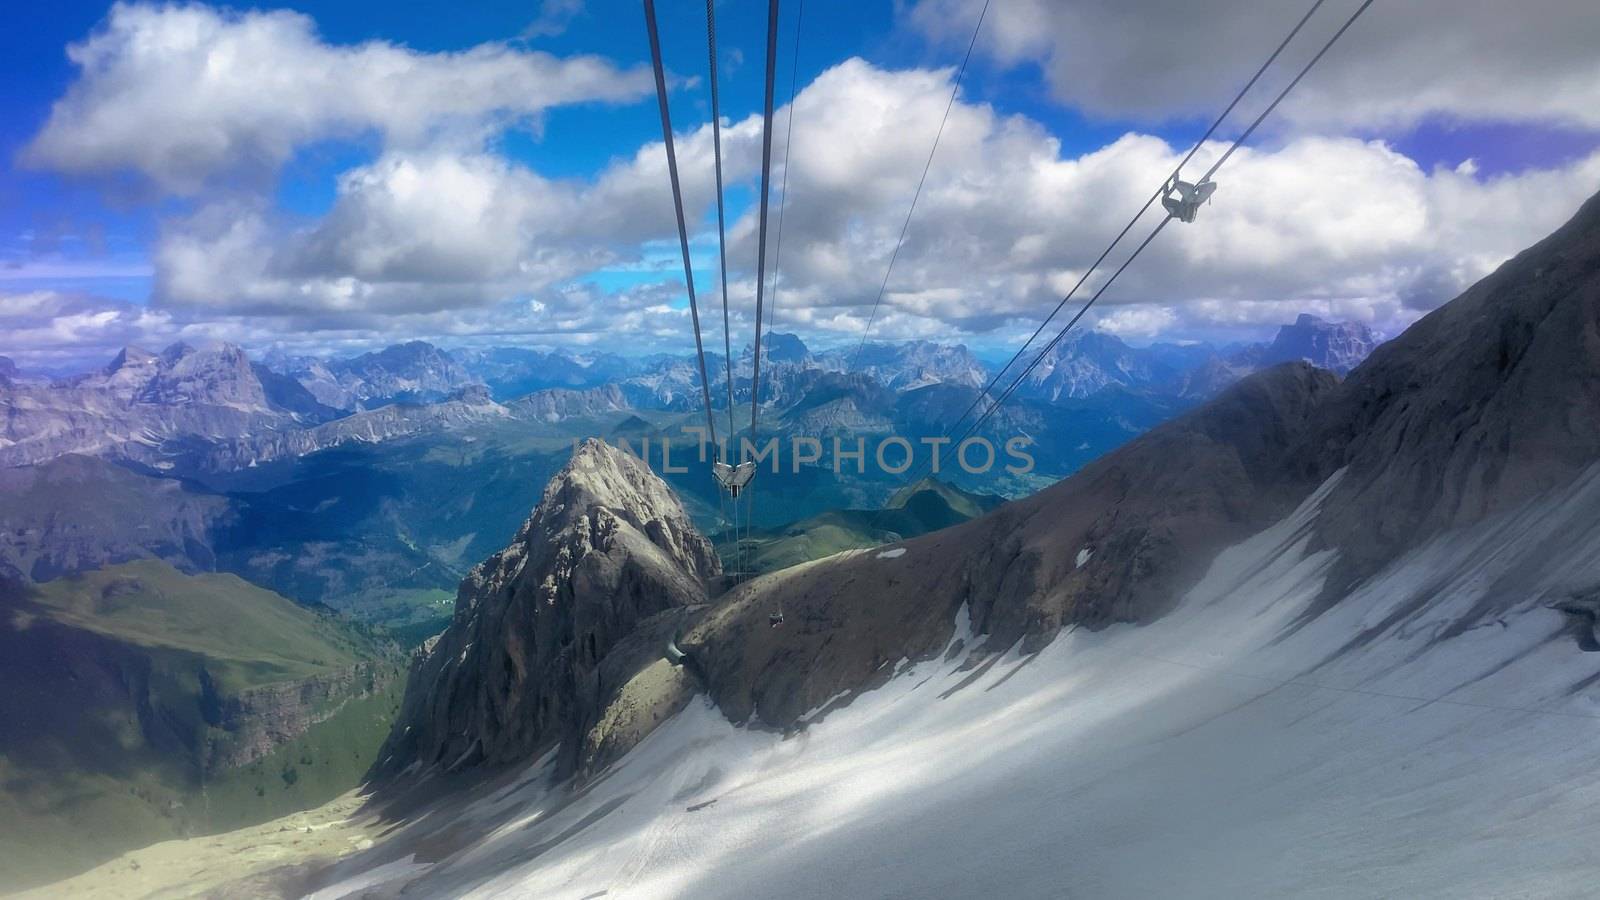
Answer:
[303,463,1600,898]
[291,186,1600,900]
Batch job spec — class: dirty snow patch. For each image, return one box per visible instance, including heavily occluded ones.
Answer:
[877,548,907,559]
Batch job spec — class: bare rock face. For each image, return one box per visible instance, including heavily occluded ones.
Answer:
[687,362,1337,727]
[692,190,1600,731]
[201,661,399,771]
[503,384,629,422]
[1308,188,1600,592]
[376,438,717,779]
[0,342,302,468]
[1244,314,1380,376]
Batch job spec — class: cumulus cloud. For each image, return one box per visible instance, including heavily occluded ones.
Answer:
[21,2,651,192]
[0,291,176,368]
[135,55,1600,340]
[19,3,1600,358]
[907,0,1600,130]
[700,60,1600,342]
[153,153,623,314]
[0,279,702,373]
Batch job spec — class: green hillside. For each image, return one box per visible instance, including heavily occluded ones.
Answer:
[20,560,370,692]
[0,561,403,891]
[718,479,1004,576]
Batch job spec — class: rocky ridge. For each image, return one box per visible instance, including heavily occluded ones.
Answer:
[375,439,717,779]
[375,189,1600,786]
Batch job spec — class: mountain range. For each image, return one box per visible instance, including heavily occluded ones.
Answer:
[10,186,1600,899]
[0,313,1378,478]
[185,187,1594,899]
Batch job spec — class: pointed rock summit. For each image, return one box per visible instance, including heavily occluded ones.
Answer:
[377,439,717,779]
[1250,313,1379,375]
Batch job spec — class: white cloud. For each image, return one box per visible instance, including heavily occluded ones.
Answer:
[17,8,1600,360]
[138,56,1600,340]
[0,291,176,368]
[21,2,651,192]
[152,152,626,314]
[1095,305,1178,340]
[522,0,585,39]
[695,60,1600,342]
[0,280,704,373]
[907,0,1600,130]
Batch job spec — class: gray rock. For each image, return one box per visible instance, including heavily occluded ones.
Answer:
[502,384,629,422]
[376,438,717,780]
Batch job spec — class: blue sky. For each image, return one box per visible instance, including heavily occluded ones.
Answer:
[3,0,1599,371]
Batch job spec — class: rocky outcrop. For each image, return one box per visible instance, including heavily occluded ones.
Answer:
[1245,314,1379,376]
[201,386,510,469]
[1305,188,1600,594]
[202,660,400,771]
[376,439,717,780]
[503,384,629,422]
[685,361,1337,726]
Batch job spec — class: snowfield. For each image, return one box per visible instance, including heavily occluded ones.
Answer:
[312,466,1600,899]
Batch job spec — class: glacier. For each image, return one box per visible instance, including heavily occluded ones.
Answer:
[307,466,1600,898]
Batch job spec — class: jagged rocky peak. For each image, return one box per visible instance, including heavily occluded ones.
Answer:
[1254,313,1379,375]
[504,383,629,422]
[763,332,810,363]
[449,383,495,405]
[104,344,157,375]
[376,438,717,779]
[1021,329,1170,400]
[137,341,270,409]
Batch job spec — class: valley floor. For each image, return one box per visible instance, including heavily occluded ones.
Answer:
[42,467,1600,899]
[11,790,379,900]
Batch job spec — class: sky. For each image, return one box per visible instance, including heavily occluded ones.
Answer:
[2,0,1599,373]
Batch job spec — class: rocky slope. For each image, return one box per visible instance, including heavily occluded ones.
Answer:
[202,384,510,469]
[1305,189,1600,596]
[687,361,1337,725]
[375,439,718,780]
[0,454,229,584]
[503,383,630,422]
[0,561,404,889]
[0,341,324,468]
[1244,313,1380,375]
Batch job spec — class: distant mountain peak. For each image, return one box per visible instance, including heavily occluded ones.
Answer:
[159,341,196,364]
[104,345,157,374]
[1254,314,1379,376]
[763,332,809,363]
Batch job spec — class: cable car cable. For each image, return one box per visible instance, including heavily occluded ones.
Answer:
[644,0,719,452]
[926,0,1379,481]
